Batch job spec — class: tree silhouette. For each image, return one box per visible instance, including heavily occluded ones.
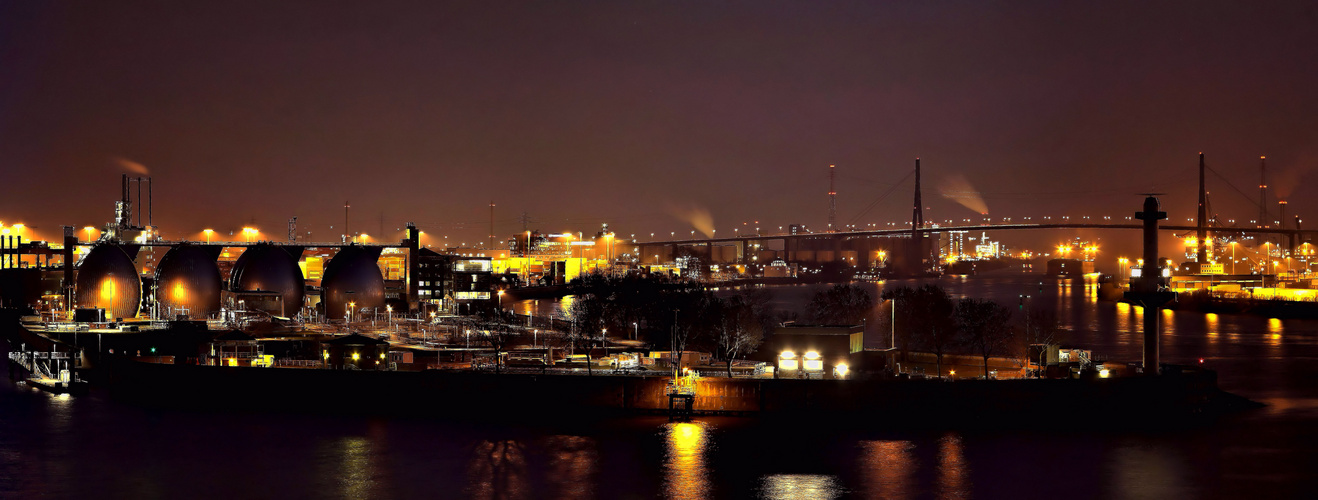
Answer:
[806,283,874,325]
[956,298,1015,379]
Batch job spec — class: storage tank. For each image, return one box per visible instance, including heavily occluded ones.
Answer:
[229,244,305,315]
[321,245,384,320]
[154,244,221,318]
[75,244,141,320]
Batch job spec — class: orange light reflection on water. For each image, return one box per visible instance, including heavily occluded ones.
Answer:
[1268,318,1283,346]
[664,422,709,500]
[543,435,598,499]
[861,440,914,499]
[760,474,841,499]
[937,434,969,500]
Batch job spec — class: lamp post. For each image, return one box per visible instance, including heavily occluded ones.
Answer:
[85,226,96,242]
[632,322,638,340]
[203,229,213,243]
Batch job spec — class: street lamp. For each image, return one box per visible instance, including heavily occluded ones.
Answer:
[632,321,638,340]
[84,226,96,242]
[203,229,213,243]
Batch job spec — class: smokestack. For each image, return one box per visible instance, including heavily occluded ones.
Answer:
[62,226,75,309]
[136,177,142,228]
[406,222,419,311]
[1259,156,1268,228]
[1197,153,1208,266]
[1279,200,1288,230]
[827,164,837,232]
[148,177,153,227]
[489,202,496,250]
[912,158,923,234]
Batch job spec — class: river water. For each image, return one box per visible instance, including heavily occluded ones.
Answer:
[3,277,1316,498]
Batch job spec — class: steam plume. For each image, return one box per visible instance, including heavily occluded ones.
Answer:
[667,203,715,238]
[116,157,150,175]
[939,173,989,215]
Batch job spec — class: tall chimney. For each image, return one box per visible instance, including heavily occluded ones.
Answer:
[827,164,837,232]
[1197,153,1208,266]
[1259,156,1268,228]
[912,158,923,234]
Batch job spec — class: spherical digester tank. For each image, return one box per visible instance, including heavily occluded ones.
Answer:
[321,245,384,320]
[154,244,222,318]
[229,244,305,315]
[75,244,141,320]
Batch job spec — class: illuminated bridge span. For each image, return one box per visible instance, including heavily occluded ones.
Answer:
[643,223,1318,247]
[637,154,1312,269]
[635,222,1316,271]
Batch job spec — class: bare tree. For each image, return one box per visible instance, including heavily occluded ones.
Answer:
[883,284,955,372]
[480,308,517,373]
[717,296,766,377]
[567,295,605,375]
[956,298,1015,379]
[807,283,874,325]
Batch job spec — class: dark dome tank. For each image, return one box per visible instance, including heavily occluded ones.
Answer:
[154,244,221,318]
[321,245,384,320]
[75,244,141,320]
[230,244,305,315]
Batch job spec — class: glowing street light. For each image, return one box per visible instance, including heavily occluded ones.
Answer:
[84,226,96,242]
[203,229,213,243]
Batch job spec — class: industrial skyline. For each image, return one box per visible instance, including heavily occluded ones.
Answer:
[3,1,1317,252]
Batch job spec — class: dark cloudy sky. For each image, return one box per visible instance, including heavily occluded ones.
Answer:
[2,1,1316,252]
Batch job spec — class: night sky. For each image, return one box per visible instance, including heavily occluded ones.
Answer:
[3,1,1317,254]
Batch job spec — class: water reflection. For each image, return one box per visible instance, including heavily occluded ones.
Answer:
[1160,308,1176,335]
[663,422,709,500]
[1110,441,1190,498]
[542,435,598,499]
[1205,313,1219,345]
[937,434,969,500]
[1267,318,1284,347]
[468,440,528,500]
[860,440,914,499]
[760,474,841,500]
[338,436,378,499]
